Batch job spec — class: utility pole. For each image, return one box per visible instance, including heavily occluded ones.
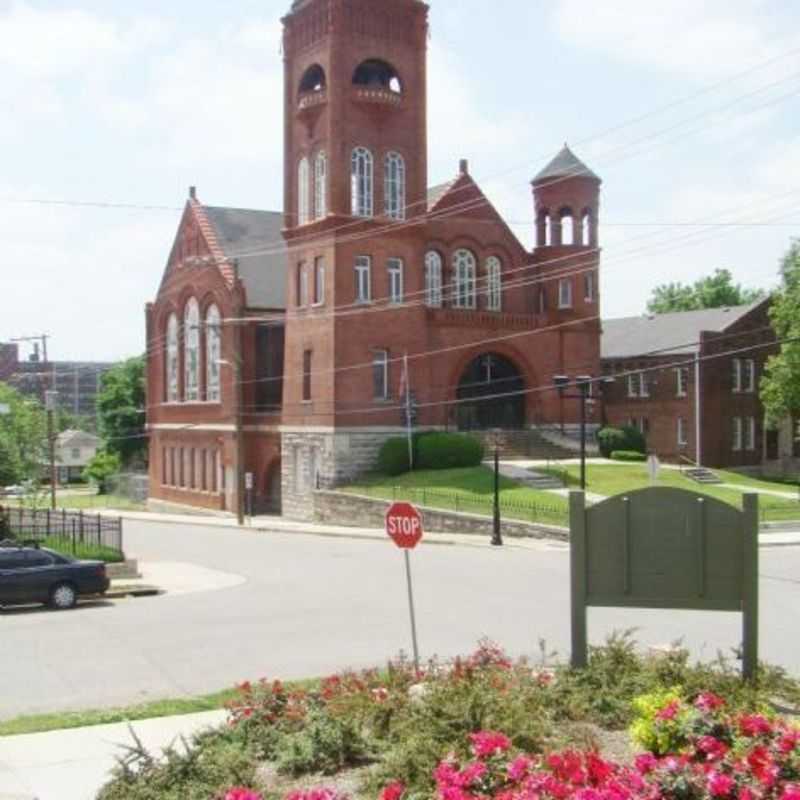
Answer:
[45,390,58,510]
[234,330,245,527]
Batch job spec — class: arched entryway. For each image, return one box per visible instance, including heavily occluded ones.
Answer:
[456,353,526,430]
[255,460,282,515]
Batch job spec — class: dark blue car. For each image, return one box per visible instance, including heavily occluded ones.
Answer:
[0,543,110,609]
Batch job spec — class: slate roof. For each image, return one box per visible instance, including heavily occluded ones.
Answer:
[601,300,767,359]
[203,206,288,310]
[533,145,600,184]
[427,179,458,211]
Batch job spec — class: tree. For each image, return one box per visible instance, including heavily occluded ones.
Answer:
[96,356,146,467]
[761,240,800,425]
[0,383,47,486]
[647,269,764,314]
[83,451,121,495]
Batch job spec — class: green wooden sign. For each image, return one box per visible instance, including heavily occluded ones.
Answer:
[569,487,759,679]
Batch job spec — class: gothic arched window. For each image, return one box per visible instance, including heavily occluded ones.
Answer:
[206,305,221,403]
[351,147,373,217]
[384,151,406,220]
[425,251,443,307]
[314,150,327,219]
[184,298,200,402]
[453,249,477,309]
[298,157,310,225]
[486,256,502,311]
[166,313,179,403]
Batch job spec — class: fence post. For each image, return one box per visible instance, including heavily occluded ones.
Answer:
[569,491,589,669]
[71,518,77,555]
[79,510,84,542]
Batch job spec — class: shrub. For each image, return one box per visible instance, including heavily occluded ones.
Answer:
[597,426,646,458]
[611,450,648,462]
[378,438,412,476]
[415,433,483,471]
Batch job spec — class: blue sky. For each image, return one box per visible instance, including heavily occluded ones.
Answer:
[2,0,799,361]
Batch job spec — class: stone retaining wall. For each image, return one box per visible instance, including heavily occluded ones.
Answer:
[313,490,568,541]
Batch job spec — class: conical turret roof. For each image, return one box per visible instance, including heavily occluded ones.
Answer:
[533,145,600,184]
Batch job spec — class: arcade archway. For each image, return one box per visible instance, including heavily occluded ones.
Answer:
[456,353,526,430]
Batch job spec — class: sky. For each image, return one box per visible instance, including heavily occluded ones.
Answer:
[1,0,799,362]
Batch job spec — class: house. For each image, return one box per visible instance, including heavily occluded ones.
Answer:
[601,299,777,469]
[145,0,602,519]
[52,430,102,484]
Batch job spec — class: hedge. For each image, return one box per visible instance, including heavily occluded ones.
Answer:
[416,432,484,471]
[597,426,646,458]
[378,438,412,476]
[610,450,648,462]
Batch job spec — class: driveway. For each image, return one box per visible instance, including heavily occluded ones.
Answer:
[1,518,799,721]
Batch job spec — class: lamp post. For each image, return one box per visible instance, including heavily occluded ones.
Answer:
[491,428,503,547]
[553,376,615,491]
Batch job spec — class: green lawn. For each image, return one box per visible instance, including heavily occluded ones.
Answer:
[40,535,125,563]
[343,466,569,526]
[5,493,146,512]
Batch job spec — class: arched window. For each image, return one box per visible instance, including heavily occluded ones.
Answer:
[453,249,477,309]
[314,150,327,219]
[352,59,402,94]
[384,151,406,220]
[184,298,200,402]
[298,157,310,225]
[425,251,443,307]
[299,64,326,94]
[582,208,594,246]
[560,208,575,245]
[486,256,502,312]
[166,314,179,403]
[351,147,373,217]
[206,305,221,403]
[537,209,551,247]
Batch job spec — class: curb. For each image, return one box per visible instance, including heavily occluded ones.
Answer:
[104,585,161,599]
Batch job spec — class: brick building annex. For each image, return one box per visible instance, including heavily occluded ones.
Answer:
[145,0,603,519]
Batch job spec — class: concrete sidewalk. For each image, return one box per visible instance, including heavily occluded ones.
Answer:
[0,710,227,800]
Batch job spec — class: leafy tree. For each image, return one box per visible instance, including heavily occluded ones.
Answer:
[761,240,800,425]
[0,383,47,486]
[96,356,146,467]
[56,409,95,434]
[647,269,764,314]
[83,451,121,495]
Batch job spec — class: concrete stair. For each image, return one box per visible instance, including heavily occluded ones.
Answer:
[470,429,574,461]
[493,462,564,490]
[685,467,722,484]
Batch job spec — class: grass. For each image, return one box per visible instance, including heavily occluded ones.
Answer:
[40,534,125,563]
[343,466,570,526]
[5,493,146,512]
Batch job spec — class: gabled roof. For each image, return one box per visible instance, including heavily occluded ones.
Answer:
[57,430,101,448]
[533,145,600,184]
[202,206,287,309]
[601,299,768,359]
[427,179,458,212]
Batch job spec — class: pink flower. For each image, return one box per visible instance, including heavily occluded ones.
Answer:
[779,729,800,754]
[469,731,512,759]
[707,771,736,797]
[739,714,773,737]
[781,785,800,800]
[696,736,729,761]
[655,700,681,721]
[694,692,725,713]
[380,782,405,800]
[634,753,658,775]
[226,790,263,800]
[508,755,534,782]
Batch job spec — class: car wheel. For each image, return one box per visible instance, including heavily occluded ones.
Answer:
[49,582,77,610]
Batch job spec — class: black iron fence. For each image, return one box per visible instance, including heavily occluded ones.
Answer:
[353,484,568,528]
[0,506,124,560]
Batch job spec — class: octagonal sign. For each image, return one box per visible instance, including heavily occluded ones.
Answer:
[385,502,423,549]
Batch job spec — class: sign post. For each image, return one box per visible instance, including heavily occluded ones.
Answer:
[245,472,254,521]
[386,501,423,671]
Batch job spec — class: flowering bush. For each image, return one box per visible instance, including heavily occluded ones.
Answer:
[224,790,263,800]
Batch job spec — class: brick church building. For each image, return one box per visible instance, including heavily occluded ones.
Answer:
[145,0,602,519]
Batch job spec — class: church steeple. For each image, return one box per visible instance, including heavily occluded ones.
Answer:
[282,0,430,230]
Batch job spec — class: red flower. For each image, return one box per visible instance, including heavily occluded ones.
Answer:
[470,731,512,759]
[707,770,736,797]
[694,692,725,713]
[780,785,800,800]
[380,781,405,800]
[226,789,263,800]
[740,715,773,737]
[696,736,729,761]
[655,700,681,721]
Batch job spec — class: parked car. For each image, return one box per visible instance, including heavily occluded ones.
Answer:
[0,542,110,609]
[1,485,26,497]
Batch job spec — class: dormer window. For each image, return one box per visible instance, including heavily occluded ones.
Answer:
[353,59,402,94]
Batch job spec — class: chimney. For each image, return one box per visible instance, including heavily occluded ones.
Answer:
[459,159,469,176]
[189,186,197,201]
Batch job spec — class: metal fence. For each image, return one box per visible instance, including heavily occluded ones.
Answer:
[354,484,568,527]
[0,506,124,558]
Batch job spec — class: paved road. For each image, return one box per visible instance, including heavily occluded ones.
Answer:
[1,519,799,720]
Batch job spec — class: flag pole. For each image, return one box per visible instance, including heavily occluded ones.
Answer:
[404,352,414,470]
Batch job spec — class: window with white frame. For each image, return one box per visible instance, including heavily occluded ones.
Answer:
[584,271,596,302]
[355,256,371,303]
[733,417,743,451]
[678,417,688,446]
[298,262,309,307]
[558,278,573,309]
[372,349,389,400]
[746,416,756,450]
[388,258,404,304]
[627,372,648,398]
[732,358,742,393]
[183,298,200,402]
[314,257,325,306]
[384,151,406,220]
[676,367,688,397]
[351,147,373,217]
[453,249,477,309]
[486,256,502,311]
[314,150,327,219]
[206,304,221,402]
[298,157,310,225]
[744,359,756,392]
[424,251,442,307]
[166,313,179,402]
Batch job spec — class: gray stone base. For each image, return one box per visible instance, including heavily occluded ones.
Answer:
[146,498,235,518]
[107,559,140,579]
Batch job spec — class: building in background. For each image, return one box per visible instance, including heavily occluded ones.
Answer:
[145,0,602,519]
[601,299,777,469]
[50,430,102,484]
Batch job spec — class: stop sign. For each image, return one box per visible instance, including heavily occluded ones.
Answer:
[385,502,424,549]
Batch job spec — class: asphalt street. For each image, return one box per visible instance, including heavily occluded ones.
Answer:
[1,519,799,720]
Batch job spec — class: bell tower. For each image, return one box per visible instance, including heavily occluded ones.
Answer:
[282,0,430,230]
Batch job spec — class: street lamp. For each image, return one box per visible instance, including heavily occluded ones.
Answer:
[553,376,615,491]
[490,428,503,547]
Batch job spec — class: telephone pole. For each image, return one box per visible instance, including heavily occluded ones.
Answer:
[45,390,58,509]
